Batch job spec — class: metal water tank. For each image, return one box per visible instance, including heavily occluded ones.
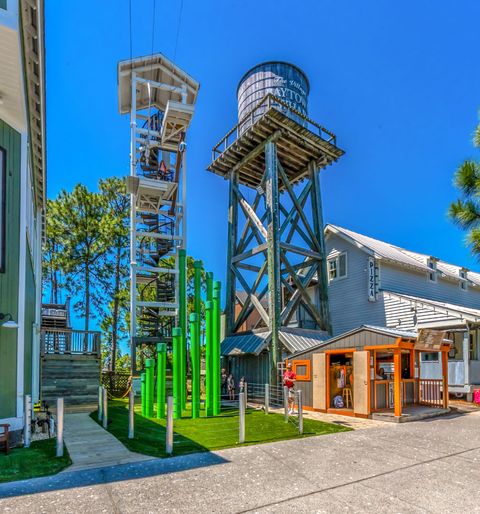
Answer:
[237,61,309,132]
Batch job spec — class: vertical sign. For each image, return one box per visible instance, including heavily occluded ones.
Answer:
[368,257,376,302]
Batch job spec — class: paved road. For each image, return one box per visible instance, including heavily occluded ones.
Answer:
[1,410,480,513]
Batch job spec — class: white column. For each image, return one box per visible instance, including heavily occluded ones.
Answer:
[463,330,470,386]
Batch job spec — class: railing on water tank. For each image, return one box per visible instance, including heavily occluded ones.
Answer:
[212,93,337,161]
[40,328,101,356]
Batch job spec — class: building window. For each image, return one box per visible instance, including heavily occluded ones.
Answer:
[427,258,437,282]
[0,0,7,10]
[328,252,347,281]
[459,269,468,291]
[421,352,439,362]
[0,147,5,273]
[291,359,311,381]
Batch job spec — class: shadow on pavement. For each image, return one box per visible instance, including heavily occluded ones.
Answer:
[0,451,228,499]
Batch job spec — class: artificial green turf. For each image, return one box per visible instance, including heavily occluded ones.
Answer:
[92,400,351,458]
[0,438,71,483]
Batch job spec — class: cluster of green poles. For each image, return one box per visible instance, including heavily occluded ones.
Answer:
[141,250,222,420]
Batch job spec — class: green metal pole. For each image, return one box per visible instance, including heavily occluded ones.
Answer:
[190,313,200,418]
[179,249,187,410]
[205,300,213,416]
[213,280,221,415]
[205,272,213,415]
[156,343,167,419]
[145,358,154,418]
[172,327,182,419]
[141,372,146,417]
[193,260,202,412]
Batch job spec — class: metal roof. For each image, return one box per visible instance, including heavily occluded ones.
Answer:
[326,224,480,286]
[221,331,271,356]
[289,324,418,358]
[279,328,329,353]
[383,291,480,322]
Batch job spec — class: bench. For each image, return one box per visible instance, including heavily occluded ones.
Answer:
[0,424,10,454]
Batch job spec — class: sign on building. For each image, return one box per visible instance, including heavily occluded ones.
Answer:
[368,257,377,302]
[415,329,445,351]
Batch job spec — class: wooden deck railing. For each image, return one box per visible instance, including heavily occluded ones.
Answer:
[40,328,101,356]
[418,379,443,408]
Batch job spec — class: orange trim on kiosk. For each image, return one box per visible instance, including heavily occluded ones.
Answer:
[291,359,311,381]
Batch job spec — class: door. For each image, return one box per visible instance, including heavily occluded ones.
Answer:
[312,353,326,411]
[353,351,369,416]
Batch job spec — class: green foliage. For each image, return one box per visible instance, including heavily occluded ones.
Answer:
[449,116,480,258]
[0,439,71,483]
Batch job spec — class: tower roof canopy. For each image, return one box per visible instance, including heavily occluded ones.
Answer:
[118,53,200,114]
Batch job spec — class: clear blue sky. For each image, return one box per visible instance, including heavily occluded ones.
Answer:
[45,0,480,331]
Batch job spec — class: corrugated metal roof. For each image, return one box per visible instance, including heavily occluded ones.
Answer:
[221,331,271,356]
[383,291,480,322]
[279,328,329,353]
[289,324,417,358]
[327,224,480,286]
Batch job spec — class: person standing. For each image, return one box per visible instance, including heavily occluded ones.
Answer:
[227,373,235,400]
[283,363,297,414]
[221,368,228,398]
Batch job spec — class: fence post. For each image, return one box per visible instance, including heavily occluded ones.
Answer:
[56,397,64,457]
[297,390,303,435]
[244,382,248,409]
[264,383,269,414]
[239,392,245,443]
[284,386,289,422]
[166,396,173,455]
[24,394,32,448]
[102,387,108,429]
[128,388,135,439]
[98,385,103,422]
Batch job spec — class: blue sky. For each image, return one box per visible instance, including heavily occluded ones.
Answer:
[45,0,480,332]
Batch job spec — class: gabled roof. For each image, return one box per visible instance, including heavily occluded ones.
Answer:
[289,324,418,358]
[326,225,480,286]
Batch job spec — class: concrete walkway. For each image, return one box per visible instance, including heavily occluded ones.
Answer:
[1,409,480,512]
[63,413,151,470]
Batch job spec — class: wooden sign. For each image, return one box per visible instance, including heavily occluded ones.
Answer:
[415,329,445,351]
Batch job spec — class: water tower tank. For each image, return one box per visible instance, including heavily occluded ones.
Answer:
[237,61,309,132]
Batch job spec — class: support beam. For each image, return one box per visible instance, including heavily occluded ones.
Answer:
[225,170,239,335]
[265,141,281,383]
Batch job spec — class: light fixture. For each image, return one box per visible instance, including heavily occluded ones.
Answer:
[0,313,19,329]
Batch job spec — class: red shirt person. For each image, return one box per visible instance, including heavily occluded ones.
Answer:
[283,363,296,413]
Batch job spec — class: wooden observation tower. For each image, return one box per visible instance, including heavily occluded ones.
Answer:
[208,62,344,382]
[118,54,199,371]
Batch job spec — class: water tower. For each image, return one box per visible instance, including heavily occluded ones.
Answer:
[118,54,199,372]
[208,61,344,383]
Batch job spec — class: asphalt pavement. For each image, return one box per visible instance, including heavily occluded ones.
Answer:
[1,409,479,513]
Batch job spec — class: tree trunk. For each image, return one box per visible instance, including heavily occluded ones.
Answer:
[84,264,90,352]
[111,242,121,371]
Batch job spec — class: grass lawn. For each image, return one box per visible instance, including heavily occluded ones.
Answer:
[92,400,351,458]
[0,438,71,483]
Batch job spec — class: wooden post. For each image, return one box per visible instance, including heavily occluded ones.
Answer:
[225,169,238,335]
[265,142,281,384]
[309,161,331,333]
[393,349,402,417]
[56,398,64,458]
[442,350,449,409]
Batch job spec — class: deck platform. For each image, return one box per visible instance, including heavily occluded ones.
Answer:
[371,405,451,423]
[207,95,345,188]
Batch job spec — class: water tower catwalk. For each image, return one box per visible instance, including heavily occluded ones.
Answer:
[208,62,345,383]
[118,54,199,371]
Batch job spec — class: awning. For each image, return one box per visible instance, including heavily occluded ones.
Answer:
[221,331,271,356]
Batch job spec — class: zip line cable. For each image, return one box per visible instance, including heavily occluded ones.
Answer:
[173,0,184,60]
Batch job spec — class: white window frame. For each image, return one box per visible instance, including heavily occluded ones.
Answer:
[427,258,437,283]
[459,269,468,291]
[328,252,347,282]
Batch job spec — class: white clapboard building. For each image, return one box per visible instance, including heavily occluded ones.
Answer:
[322,225,480,399]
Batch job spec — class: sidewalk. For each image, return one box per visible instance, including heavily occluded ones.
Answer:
[63,412,151,471]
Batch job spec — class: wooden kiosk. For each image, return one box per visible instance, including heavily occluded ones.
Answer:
[289,326,450,421]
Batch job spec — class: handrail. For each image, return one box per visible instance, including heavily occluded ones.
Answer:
[40,328,101,356]
[211,93,338,161]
